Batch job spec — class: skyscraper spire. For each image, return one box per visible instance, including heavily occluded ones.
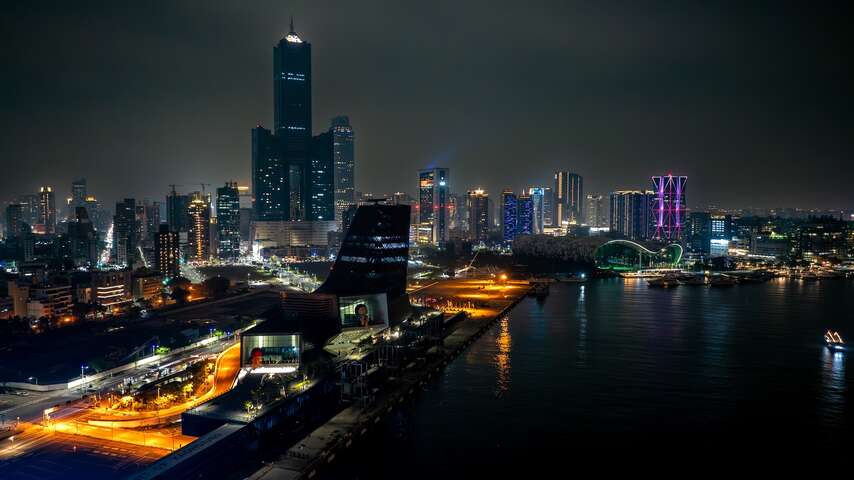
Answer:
[289,16,295,34]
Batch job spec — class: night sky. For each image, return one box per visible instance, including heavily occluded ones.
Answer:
[2,1,852,210]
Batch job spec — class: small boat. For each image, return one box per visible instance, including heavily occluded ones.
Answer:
[825,330,845,351]
[800,271,819,281]
[709,275,737,287]
[680,275,709,286]
[558,274,587,283]
[648,276,679,288]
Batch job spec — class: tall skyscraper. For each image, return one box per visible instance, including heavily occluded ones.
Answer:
[542,186,554,227]
[216,182,241,259]
[417,168,450,246]
[609,190,653,241]
[167,187,190,232]
[37,186,56,234]
[554,172,583,225]
[251,126,286,220]
[187,192,211,262]
[69,178,87,218]
[502,190,517,242]
[568,173,583,223]
[585,194,607,228]
[251,21,332,224]
[67,207,97,267]
[274,19,311,138]
[309,131,335,221]
[554,171,568,226]
[113,198,137,266]
[526,187,546,234]
[467,189,490,242]
[517,194,534,236]
[332,116,355,228]
[155,224,180,279]
[5,204,23,239]
[651,174,687,241]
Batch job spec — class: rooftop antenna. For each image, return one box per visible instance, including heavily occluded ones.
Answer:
[289,16,295,34]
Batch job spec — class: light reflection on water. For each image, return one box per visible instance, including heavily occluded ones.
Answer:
[332,279,854,479]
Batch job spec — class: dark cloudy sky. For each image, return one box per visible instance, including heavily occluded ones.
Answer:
[1,1,852,211]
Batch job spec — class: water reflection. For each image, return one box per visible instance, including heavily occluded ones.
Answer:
[576,285,587,366]
[820,347,847,424]
[494,317,511,395]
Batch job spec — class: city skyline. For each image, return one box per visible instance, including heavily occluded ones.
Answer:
[2,2,852,210]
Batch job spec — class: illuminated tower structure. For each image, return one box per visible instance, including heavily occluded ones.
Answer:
[517,194,534,236]
[155,224,180,279]
[187,192,211,262]
[526,187,545,233]
[417,168,450,246]
[501,190,517,242]
[651,175,687,242]
[331,116,355,229]
[113,198,137,266]
[467,189,490,243]
[275,18,311,220]
[37,186,56,234]
[216,182,241,259]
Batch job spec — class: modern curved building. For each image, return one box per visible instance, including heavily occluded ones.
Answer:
[594,240,683,271]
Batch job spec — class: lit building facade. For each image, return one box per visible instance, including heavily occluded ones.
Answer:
[467,189,490,242]
[37,186,56,234]
[585,194,607,228]
[331,116,355,228]
[187,193,211,262]
[417,168,450,246]
[216,182,241,259]
[309,131,335,221]
[501,190,517,242]
[609,190,653,241]
[113,198,137,266]
[651,174,687,242]
[526,187,546,234]
[554,172,583,225]
[517,194,534,236]
[155,224,180,278]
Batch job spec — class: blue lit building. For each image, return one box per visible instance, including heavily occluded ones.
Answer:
[517,194,534,236]
[502,190,517,242]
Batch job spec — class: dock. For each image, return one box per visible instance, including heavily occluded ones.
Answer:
[248,278,531,480]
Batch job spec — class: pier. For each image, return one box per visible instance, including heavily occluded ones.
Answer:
[248,278,531,480]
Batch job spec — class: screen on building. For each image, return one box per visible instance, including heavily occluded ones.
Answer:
[338,293,389,329]
[241,334,301,371]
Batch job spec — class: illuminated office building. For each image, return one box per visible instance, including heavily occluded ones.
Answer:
[467,189,490,242]
[187,192,211,262]
[417,168,450,245]
[216,182,241,259]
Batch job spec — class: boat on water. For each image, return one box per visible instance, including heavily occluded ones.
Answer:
[709,275,737,287]
[647,276,680,288]
[621,268,682,279]
[680,275,709,286]
[800,271,819,281]
[558,274,587,283]
[825,330,845,351]
[817,270,844,279]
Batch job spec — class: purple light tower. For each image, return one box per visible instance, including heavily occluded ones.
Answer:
[651,174,687,241]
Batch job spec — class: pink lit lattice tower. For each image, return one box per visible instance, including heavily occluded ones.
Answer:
[651,174,687,242]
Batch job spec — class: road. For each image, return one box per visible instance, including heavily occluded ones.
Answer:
[0,343,243,474]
